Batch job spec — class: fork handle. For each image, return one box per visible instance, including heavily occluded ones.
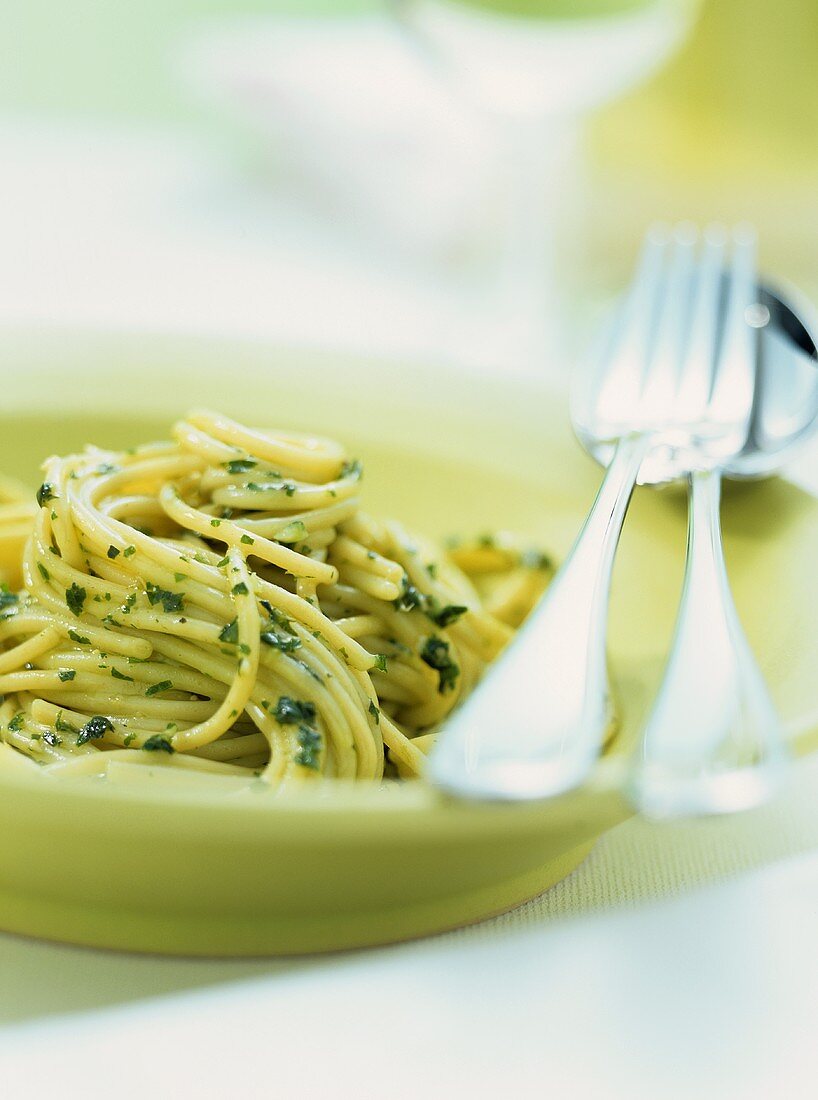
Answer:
[428,432,649,801]
[631,468,788,817]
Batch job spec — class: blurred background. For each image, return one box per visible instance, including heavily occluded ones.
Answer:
[2,0,817,376]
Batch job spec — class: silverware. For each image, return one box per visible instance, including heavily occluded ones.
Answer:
[630,243,818,817]
[429,225,695,800]
[429,224,818,807]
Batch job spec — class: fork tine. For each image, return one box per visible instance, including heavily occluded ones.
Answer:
[674,223,727,424]
[638,222,700,424]
[707,225,758,449]
[591,226,668,419]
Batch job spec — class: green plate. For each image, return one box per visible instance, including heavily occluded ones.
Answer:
[0,327,815,956]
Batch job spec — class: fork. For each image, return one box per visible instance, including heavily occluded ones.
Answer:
[429,223,783,804]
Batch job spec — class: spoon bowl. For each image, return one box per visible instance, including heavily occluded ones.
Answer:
[573,268,818,486]
[724,282,818,477]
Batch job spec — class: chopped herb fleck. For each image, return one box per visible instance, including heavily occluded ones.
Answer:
[219,618,239,645]
[55,712,78,734]
[278,520,308,543]
[431,604,468,628]
[368,701,380,725]
[231,582,249,596]
[65,582,87,617]
[373,653,388,674]
[77,715,113,745]
[145,680,173,696]
[341,459,363,480]
[520,548,553,571]
[145,582,184,613]
[240,534,254,546]
[57,669,76,682]
[142,735,174,753]
[173,572,187,583]
[260,607,301,652]
[0,585,18,613]
[7,713,24,732]
[393,577,424,613]
[274,697,316,725]
[67,629,90,645]
[36,483,56,507]
[247,480,296,496]
[210,518,222,527]
[43,731,61,747]
[223,459,257,474]
[295,725,322,770]
[420,636,460,694]
[260,628,301,653]
[37,562,50,582]
[123,733,137,747]
[123,545,136,558]
[111,668,133,682]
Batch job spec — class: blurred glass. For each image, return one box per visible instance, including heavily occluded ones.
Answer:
[393,0,697,366]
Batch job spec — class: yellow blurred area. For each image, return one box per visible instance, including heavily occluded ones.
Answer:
[590,0,818,291]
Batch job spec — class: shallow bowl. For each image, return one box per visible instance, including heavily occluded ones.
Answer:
[0,327,815,955]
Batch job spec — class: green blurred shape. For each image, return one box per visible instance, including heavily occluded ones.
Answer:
[0,0,376,121]
[446,0,656,17]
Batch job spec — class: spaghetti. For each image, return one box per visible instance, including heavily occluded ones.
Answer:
[0,411,553,788]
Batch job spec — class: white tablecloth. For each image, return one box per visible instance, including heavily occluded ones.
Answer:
[1,120,817,1099]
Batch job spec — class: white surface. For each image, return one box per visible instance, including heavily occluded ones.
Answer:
[1,851,817,1099]
[181,16,497,254]
[401,0,689,115]
[0,110,817,1098]
[0,119,517,374]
